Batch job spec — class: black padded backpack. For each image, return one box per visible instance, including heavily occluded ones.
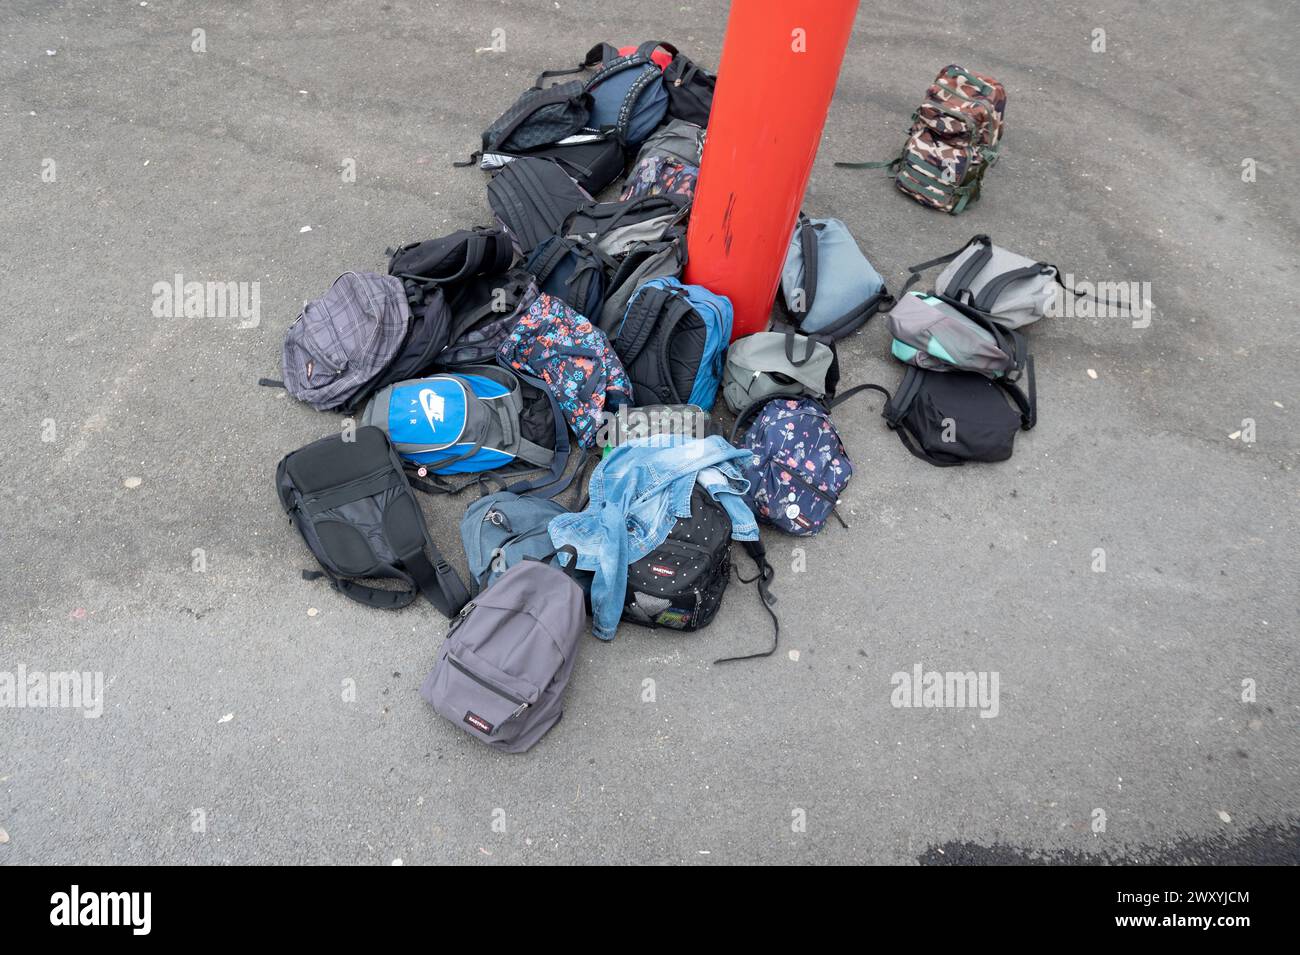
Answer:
[386,226,514,285]
[487,157,592,255]
[608,279,708,405]
[276,427,470,615]
[463,80,592,163]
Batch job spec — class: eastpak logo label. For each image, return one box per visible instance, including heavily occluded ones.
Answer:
[464,711,493,734]
[650,564,676,577]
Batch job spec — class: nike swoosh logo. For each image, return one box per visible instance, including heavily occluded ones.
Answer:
[418,388,445,429]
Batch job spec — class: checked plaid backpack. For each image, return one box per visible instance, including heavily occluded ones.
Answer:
[836,65,1006,214]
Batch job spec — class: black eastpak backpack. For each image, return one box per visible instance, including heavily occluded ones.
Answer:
[621,484,778,664]
[276,427,470,615]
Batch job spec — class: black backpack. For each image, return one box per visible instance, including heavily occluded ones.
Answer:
[275,427,470,615]
[621,485,779,664]
[479,135,626,196]
[465,80,592,162]
[487,157,592,255]
[387,226,514,285]
[525,235,608,319]
[436,268,537,369]
[882,364,1036,467]
[609,279,708,405]
[622,483,731,632]
[663,50,715,126]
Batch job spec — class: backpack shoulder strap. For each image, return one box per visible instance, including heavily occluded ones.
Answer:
[527,237,574,287]
[301,568,420,610]
[729,395,779,446]
[402,548,471,617]
[612,285,669,366]
[713,539,780,665]
[826,382,891,411]
[795,212,820,314]
[973,262,1054,312]
[995,355,1036,429]
[647,290,694,404]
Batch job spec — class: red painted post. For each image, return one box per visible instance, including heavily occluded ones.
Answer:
[685,0,861,340]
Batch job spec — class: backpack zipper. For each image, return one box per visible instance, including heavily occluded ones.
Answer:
[447,653,530,716]
[447,601,475,635]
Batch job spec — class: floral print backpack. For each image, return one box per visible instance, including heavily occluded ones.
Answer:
[497,291,633,449]
[731,386,890,536]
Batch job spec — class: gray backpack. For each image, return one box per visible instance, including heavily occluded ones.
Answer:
[596,233,686,333]
[280,272,411,411]
[633,119,705,168]
[903,235,1056,329]
[420,551,586,753]
[887,291,1028,379]
[722,331,839,414]
[565,194,690,259]
[779,214,892,340]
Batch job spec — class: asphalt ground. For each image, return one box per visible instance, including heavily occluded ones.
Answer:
[0,0,1295,864]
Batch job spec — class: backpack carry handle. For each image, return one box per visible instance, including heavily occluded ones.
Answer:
[899,234,991,296]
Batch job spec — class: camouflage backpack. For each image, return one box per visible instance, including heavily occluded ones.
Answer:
[836,65,1006,214]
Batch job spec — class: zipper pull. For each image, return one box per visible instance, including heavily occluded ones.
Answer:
[510,701,530,718]
[447,602,474,634]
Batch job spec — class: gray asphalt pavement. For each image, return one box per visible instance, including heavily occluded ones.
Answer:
[1,0,1296,864]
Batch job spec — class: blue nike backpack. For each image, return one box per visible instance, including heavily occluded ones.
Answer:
[359,365,568,494]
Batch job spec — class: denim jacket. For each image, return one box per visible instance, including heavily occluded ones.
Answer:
[549,434,758,640]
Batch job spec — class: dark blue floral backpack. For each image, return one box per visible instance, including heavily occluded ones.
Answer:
[731,385,890,536]
[496,292,634,449]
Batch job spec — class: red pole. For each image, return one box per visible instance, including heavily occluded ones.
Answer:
[685,0,861,340]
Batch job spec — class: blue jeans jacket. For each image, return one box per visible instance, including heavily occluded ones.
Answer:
[549,434,758,640]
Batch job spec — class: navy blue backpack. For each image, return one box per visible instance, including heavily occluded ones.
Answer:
[540,41,672,146]
[731,386,890,536]
[525,234,607,319]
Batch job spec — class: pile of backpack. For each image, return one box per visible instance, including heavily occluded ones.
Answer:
[267,47,1124,752]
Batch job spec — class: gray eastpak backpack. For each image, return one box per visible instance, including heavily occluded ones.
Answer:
[420,550,586,753]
